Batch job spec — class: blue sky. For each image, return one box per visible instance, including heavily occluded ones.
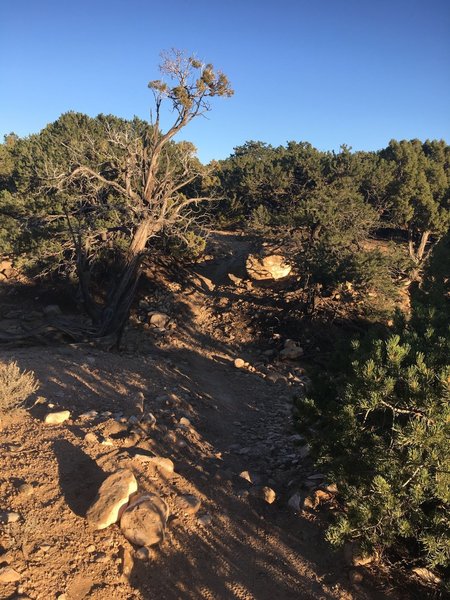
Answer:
[1,0,449,163]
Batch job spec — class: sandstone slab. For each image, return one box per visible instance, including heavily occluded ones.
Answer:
[86,469,138,530]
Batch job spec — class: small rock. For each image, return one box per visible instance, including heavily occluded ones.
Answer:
[18,483,33,496]
[134,455,174,473]
[265,372,284,384]
[179,416,191,427]
[120,493,169,547]
[44,410,71,425]
[288,492,302,511]
[322,482,338,494]
[0,566,22,583]
[84,432,98,444]
[79,410,98,420]
[141,413,156,428]
[280,339,304,361]
[197,513,212,526]
[0,511,21,523]
[234,358,246,369]
[86,469,138,530]
[148,312,170,329]
[302,495,315,510]
[260,486,276,504]
[239,470,253,483]
[86,544,96,553]
[349,570,364,584]
[43,304,61,317]
[135,546,155,561]
[174,494,201,515]
[412,567,442,585]
[100,436,114,446]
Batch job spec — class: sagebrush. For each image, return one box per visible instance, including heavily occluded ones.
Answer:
[0,361,39,413]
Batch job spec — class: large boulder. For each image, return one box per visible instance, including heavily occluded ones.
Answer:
[86,469,138,530]
[246,254,292,281]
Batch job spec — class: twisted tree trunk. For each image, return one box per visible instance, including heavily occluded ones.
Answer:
[78,218,158,346]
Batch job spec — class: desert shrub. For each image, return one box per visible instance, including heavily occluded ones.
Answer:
[0,361,39,413]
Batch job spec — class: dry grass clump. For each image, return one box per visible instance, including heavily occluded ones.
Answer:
[0,360,39,413]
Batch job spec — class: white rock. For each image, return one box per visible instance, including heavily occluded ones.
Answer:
[246,254,292,281]
[0,511,21,523]
[260,486,276,504]
[412,567,442,585]
[148,312,170,329]
[239,470,253,483]
[44,410,71,425]
[120,493,169,547]
[86,469,138,530]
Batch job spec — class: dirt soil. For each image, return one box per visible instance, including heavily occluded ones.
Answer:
[0,233,415,600]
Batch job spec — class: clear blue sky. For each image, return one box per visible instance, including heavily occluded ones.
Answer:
[1,0,449,163]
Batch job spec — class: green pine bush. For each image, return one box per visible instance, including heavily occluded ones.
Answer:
[295,236,450,576]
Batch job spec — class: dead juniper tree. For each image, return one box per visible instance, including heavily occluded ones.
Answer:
[50,50,233,343]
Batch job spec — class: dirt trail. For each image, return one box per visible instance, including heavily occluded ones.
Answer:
[0,233,397,600]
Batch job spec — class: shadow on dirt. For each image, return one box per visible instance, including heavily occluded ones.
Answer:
[53,438,106,517]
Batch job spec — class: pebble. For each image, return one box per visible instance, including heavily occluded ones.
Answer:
[174,494,201,515]
[0,566,22,583]
[288,492,302,511]
[234,358,246,369]
[134,455,174,473]
[179,417,191,427]
[79,410,98,419]
[135,546,155,561]
[251,486,276,504]
[197,513,212,526]
[412,567,442,585]
[260,486,276,504]
[0,511,21,524]
[18,483,33,496]
[84,432,98,444]
[44,410,71,425]
[239,470,252,483]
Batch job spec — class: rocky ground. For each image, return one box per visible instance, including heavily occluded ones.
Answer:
[0,233,424,600]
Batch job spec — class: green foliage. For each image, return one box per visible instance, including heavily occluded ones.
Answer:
[250,204,272,231]
[295,241,450,573]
